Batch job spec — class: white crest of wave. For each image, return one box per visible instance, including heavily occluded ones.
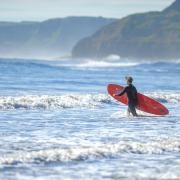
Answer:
[0,92,179,110]
[74,60,139,68]
[1,138,180,165]
[145,92,180,103]
[104,54,121,61]
[0,94,111,109]
[60,56,139,69]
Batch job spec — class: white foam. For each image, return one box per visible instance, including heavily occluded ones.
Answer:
[145,92,180,103]
[56,58,180,69]
[57,58,140,69]
[104,54,121,61]
[0,92,179,110]
[0,94,112,110]
[73,60,139,68]
[1,138,180,165]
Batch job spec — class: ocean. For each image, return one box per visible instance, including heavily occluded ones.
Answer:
[0,57,180,179]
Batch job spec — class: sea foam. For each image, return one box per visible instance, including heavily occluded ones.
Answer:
[1,138,180,165]
[0,94,112,110]
[0,92,179,110]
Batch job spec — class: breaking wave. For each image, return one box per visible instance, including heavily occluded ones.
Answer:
[56,57,140,69]
[146,92,180,103]
[0,92,180,110]
[56,58,180,69]
[0,94,112,110]
[1,138,180,165]
[72,60,139,68]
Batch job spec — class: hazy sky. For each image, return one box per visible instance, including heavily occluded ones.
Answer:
[0,0,174,22]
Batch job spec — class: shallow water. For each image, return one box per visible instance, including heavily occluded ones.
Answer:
[0,58,180,179]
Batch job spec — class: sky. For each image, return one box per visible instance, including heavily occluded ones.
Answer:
[0,0,175,22]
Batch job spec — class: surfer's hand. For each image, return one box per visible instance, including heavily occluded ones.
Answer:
[113,94,116,97]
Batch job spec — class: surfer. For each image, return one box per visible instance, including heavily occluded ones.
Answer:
[114,76,138,116]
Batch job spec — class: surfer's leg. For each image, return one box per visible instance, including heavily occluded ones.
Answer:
[129,104,138,117]
[131,107,138,117]
[127,108,131,116]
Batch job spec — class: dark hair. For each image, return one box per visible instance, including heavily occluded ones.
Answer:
[125,76,133,83]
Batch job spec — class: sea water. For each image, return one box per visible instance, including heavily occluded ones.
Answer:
[0,58,180,179]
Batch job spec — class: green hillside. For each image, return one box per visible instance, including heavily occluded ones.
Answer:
[72,0,180,60]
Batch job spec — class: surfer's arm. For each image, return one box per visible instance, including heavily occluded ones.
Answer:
[115,88,126,96]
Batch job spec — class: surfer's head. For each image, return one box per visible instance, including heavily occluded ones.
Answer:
[125,76,133,84]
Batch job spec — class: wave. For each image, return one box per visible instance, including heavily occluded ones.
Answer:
[59,56,180,69]
[146,92,180,103]
[1,138,180,165]
[1,57,180,71]
[0,94,112,110]
[0,92,179,110]
[59,60,140,69]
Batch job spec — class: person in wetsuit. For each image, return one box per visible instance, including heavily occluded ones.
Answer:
[114,76,138,116]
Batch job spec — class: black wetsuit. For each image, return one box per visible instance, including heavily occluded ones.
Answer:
[117,84,138,116]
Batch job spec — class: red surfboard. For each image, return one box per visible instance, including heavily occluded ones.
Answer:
[107,84,169,116]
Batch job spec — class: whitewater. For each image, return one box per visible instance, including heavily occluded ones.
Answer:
[0,58,180,179]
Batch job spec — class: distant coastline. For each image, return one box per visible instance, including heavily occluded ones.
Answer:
[72,0,180,60]
[0,1,179,61]
[0,16,115,59]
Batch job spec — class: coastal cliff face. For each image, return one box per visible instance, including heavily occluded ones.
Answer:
[72,0,180,60]
[0,17,115,58]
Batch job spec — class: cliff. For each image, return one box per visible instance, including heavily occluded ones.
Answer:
[72,0,180,60]
[0,17,115,58]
